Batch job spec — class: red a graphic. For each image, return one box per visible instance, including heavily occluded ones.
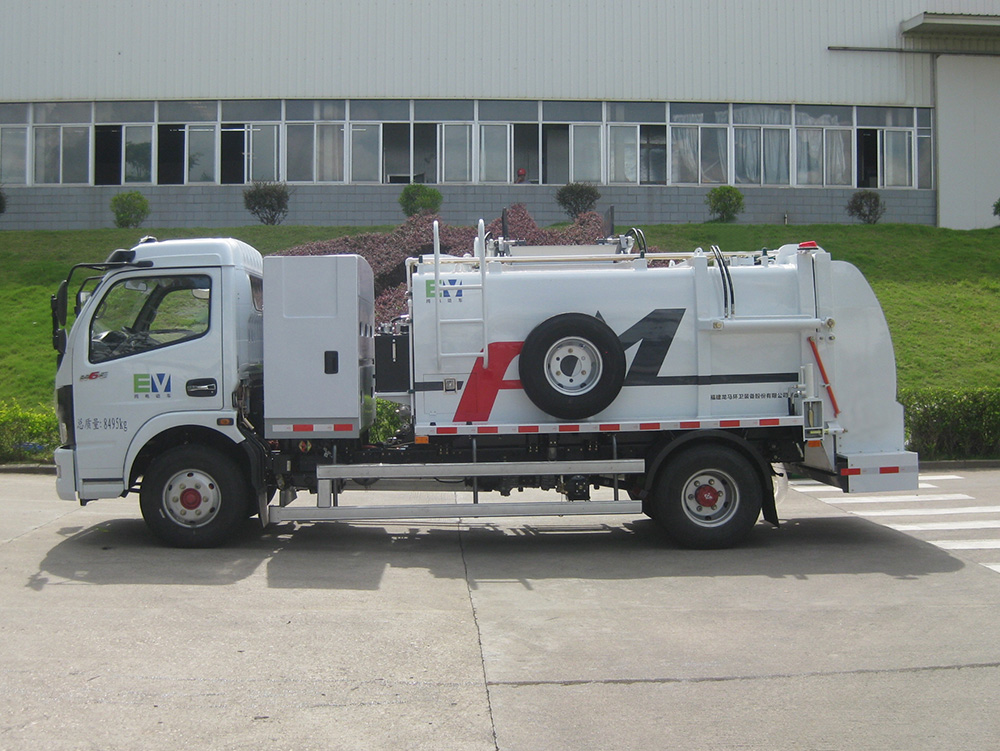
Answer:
[452,341,523,422]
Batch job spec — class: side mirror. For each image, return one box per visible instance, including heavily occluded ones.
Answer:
[53,280,68,327]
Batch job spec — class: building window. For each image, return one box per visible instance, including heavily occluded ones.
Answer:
[125,126,153,182]
[221,123,279,184]
[640,126,667,185]
[512,124,538,183]
[917,108,933,190]
[480,124,509,183]
[412,123,437,183]
[572,125,602,183]
[609,125,638,183]
[0,126,27,184]
[0,97,936,191]
[855,106,916,188]
[350,124,380,182]
[382,123,410,183]
[34,125,89,184]
[733,104,790,185]
[670,103,729,184]
[157,124,216,185]
[188,126,216,183]
[794,105,853,187]
[94,124,152,185]
[317,124,345,182]
[541,124,568,184]
[442,124,472,182]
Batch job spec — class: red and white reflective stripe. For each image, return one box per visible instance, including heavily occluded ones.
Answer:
[422,415,803,437]
[272,423,355,433]
[840,465,905,477]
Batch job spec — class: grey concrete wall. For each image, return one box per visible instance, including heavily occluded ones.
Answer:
[0,184,936,231]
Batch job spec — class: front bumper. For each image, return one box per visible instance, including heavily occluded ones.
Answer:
[54,447,77,501]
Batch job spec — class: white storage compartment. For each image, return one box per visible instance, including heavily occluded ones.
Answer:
[263,255,375,438]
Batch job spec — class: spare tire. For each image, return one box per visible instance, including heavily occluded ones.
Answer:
[518,313,626,420]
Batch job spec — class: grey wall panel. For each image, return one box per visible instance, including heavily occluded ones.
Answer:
[3,0,995,105]
[0,184,935,231]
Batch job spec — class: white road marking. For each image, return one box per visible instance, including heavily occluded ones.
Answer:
[852,505,1000,517]
[889,520,1000,532]
[928,540,1000,550]
[821,493,974,505]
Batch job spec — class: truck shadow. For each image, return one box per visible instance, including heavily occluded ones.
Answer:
[30,513,964,591]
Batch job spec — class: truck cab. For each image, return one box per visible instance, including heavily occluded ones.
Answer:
[52,238,264,532]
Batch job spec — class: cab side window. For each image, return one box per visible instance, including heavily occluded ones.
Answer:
[89,274,211,363]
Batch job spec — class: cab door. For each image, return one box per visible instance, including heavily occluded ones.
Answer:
[70,269,224,493]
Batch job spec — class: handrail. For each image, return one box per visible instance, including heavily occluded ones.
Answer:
[422,250,756,266]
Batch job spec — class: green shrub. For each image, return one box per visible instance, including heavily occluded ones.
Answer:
[555,183,601,219]
[898,387,1000,460]
[0,403,58,463]
[110,190,150,228]
[845,189,886,225]
[0,185,6,218]
[243,181,290,225]
[705,186,744,222]
[993,196,1000,220]
[369,398,403,443]
[398,183,442,217]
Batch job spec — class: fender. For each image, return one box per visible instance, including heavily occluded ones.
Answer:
[643,430,778,526]
[123,409,246,489]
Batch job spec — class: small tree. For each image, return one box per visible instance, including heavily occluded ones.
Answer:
[243,181,290,225]
[555,183,601,219]
[398,183,442,217]
[992,196,1000,221]
[846,189,887,224]
[705,186,744,222]
[110,190,150,228]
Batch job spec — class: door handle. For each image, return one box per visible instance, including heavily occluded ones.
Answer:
[186,378,218,397]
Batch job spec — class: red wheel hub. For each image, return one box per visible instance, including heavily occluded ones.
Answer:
[695,484,720,507]
[179,488,203,510]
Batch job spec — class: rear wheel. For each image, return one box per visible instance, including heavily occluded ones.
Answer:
[649,445,763,548]
[139,445,249,548]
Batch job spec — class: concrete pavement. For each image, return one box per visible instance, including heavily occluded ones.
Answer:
[2,472,1000,750]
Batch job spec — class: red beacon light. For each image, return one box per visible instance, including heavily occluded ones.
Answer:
[798,241,819,250]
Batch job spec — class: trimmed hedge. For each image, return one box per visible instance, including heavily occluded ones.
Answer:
[0,402,58,463]
[899,387,1000,461]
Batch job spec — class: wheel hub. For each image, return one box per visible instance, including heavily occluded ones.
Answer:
[694,484,720,508]
[179,488,204,510]
[163,470,221,527]
[681,471,739,527]
[544,337,602,395]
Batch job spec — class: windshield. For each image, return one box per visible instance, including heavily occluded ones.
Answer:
[89,274,211,363]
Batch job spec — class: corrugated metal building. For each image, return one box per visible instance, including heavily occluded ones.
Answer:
[1,0,998,229]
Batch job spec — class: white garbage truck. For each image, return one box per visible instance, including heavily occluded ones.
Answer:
[50,221,917,548]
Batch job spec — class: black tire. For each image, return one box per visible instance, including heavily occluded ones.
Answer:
[139,445,249,548]
[518,313,626,420]
[648,444,763,549]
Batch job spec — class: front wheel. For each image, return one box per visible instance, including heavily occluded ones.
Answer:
[648,445,763,549]
[139,445,249,548]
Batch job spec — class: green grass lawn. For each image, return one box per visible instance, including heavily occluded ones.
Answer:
[1,221,998,409]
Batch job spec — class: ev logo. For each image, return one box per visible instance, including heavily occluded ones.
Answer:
[134,373,172,399]
[425,278,463,300]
